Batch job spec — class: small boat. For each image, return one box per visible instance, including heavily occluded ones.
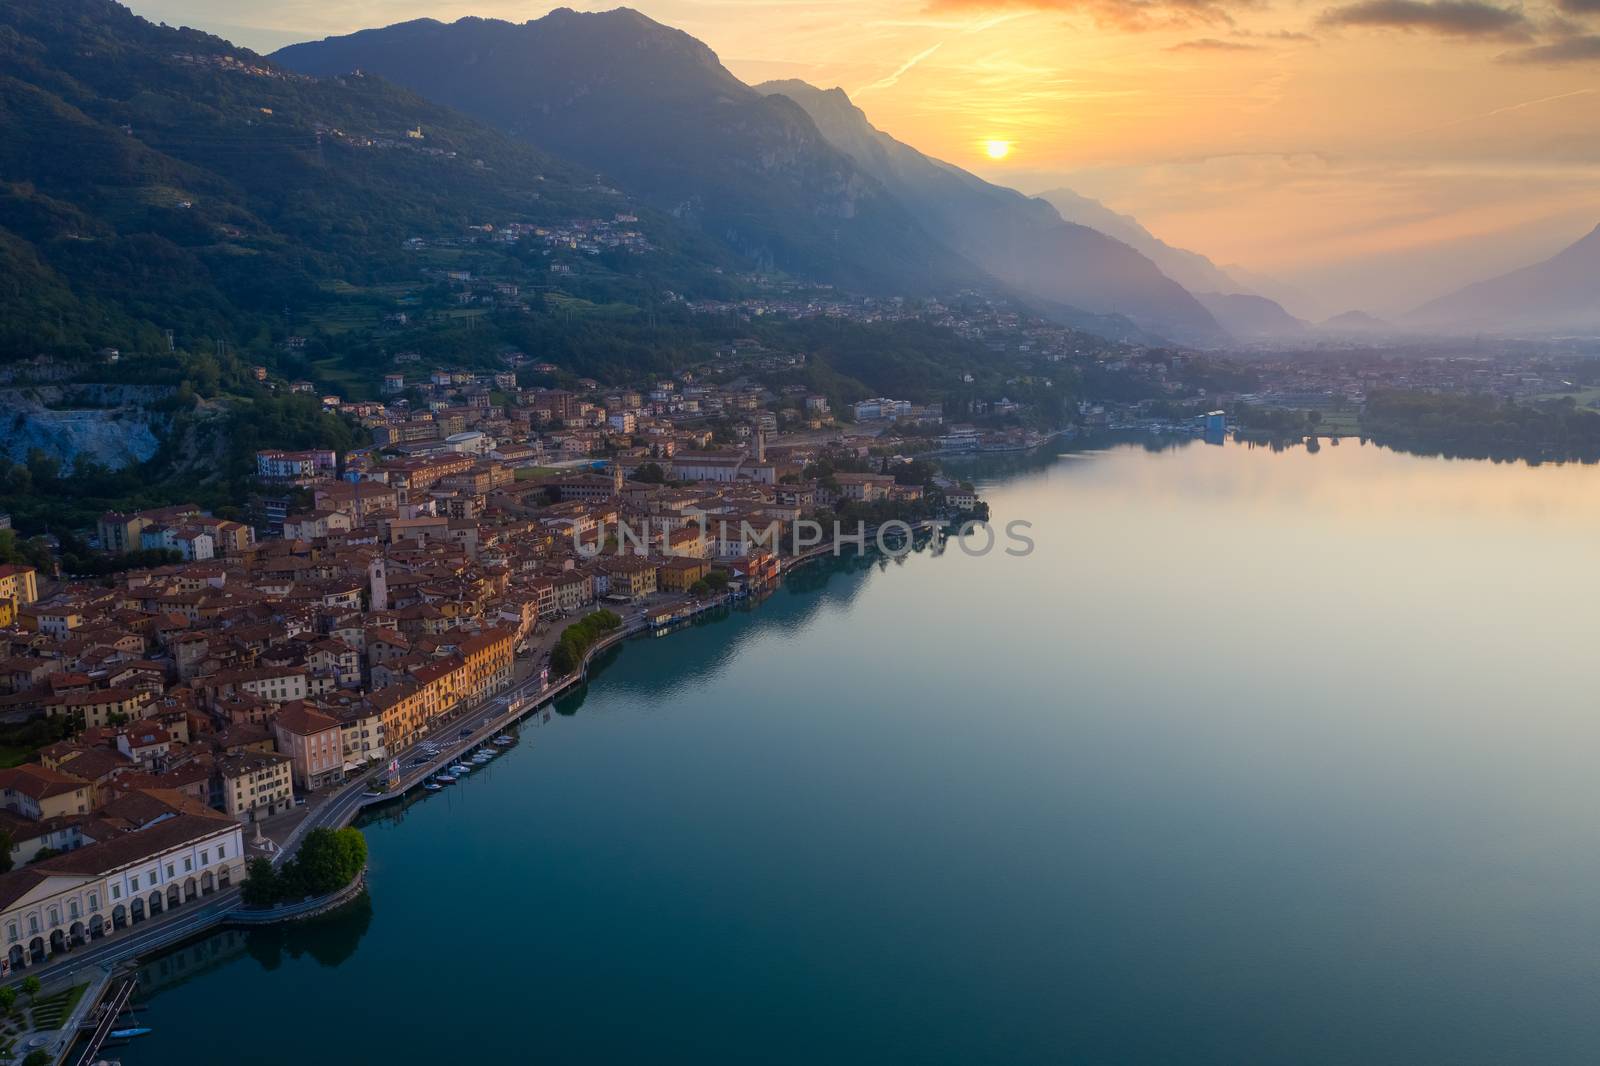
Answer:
[450,764,472,775]
[423,782,443,792]
[110,1028,153,1039]
[435,774,457,784]
[494,735,515,746]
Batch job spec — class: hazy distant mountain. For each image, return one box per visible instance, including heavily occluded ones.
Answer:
[1318,310,1397,336]
[1217,264,1330,322]
[274,11,986,297]
[1036,187,1245,298]
[758,82,1226,344]
[1194,293,1308,340]
[1405,224,1600,335]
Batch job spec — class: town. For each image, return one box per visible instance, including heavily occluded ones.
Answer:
[0,355,1001,1041]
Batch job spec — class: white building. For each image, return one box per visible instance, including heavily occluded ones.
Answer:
[0,810,245,971]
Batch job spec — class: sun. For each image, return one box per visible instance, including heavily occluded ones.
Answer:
[985,140,1013,160]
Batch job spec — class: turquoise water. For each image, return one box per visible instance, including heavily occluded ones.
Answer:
[124,440,1600,1064]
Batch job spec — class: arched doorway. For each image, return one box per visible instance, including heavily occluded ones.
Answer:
[48,929,65,954]
[184,878,197,902]
[167,885,181,909]
[219,867,232,888]
[27,937,44,964]
[112,904,127,930]
[69,921,85,946]
[89,914,105,939]
[201,871,214,895]
[129,898,146,924]
[148,891,163,916]
[7,945,23,970]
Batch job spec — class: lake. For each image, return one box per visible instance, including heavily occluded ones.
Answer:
[122,439,1600,1065]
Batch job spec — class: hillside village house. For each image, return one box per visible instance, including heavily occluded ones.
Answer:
[0,566,38,628]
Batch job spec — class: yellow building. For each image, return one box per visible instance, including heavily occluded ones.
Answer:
[657,557,709,593]
[0,566,36,616]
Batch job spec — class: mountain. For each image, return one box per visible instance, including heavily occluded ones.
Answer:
[1405,224,1600,335]
[1036,187,1245,298]
[755,82,1227,344]
[1216,264,1329,323]
[1318,310,1397,336]
[0,0,716,363]
[1193,293,1308,341]
[273,12,987,298]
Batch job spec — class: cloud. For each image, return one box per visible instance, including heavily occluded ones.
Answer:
[1556,0,1600,12]
[924,0,1265,32]
[1233,28,1321,39]
[1167,36,1263,48]
[1498,32,1600,60]
[1316,0,1533,38]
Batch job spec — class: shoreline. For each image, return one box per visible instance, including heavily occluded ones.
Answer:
[53,526,946,990]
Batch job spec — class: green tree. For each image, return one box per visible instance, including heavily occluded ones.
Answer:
[20,976,40,1005]
[0,985,16,1015]
[286,828,367,897]
[240,858,281,907]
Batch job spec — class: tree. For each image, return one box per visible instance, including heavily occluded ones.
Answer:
[286,828,367,897]
[0,985,16,1015]
[23,1050,51,1066]
[240,858,281,907]
[634,462,665,484]
[20,976,40,1004]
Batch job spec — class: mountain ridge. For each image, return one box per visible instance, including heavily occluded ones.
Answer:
[273,11,991,299]
[1405,224,1600,335]
[755,79,1227,344]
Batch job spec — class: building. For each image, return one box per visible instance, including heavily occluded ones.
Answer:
[835,473,896,503]
[0,765,94,821]
[657,557,710,593]
[214,751,294,823]
[96,504,201,555]
[598,558,657,601]
[0,566,38,615]
[45,687,153,731]
[0,809,244,970]
[273,704,345,792]
[256,449,338,485]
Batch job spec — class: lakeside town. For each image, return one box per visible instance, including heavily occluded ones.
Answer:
[2,205,1600,1066]
[0,352,1014,1057]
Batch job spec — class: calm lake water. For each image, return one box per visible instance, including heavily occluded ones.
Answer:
[123,440,1600,1065]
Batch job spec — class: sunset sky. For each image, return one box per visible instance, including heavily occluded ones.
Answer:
[126,0,1600,314]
